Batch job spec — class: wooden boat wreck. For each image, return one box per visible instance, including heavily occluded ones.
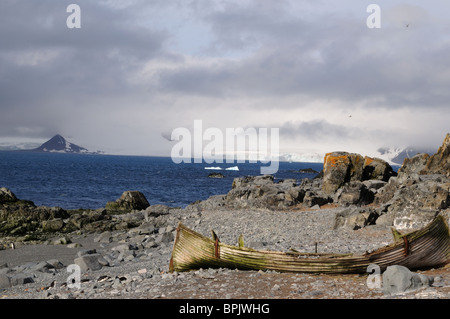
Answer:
[169,215,450,274]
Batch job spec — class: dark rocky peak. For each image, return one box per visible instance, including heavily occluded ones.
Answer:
[32,134,89,153]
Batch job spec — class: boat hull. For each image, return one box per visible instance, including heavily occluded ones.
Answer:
[169,215,450,274]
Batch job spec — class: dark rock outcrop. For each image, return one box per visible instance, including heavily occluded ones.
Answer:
[0,187,18,204]
[208,172,225,178]
[0,197,70,235]
[380,176,449,230]
[186,175,332,211]
[296,168,319,174]
[397,153,430,177]
[335,181,374,206]
[106,191,150,212]
[370,134,450,230]
[424,133,450,175]
[0,188,150,237]
[398,133,450,177]
[225,175,296,209]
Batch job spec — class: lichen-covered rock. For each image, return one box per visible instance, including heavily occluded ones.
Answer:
[322,152,364,195]
[322,152,395,196]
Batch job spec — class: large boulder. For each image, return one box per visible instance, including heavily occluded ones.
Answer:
[322,152,395,196]
[322,152,364,195]
[41,218,65,232]
[74,254,105,272]
[382,265,434,295]
[106,191,150,211]
[226,176,287,209]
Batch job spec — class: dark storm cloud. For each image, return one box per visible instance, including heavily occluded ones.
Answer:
[0,0,168,137]
[0,1,165,53]
[204,0,305,52]
[156,1,450,109]
[278,120,359,141]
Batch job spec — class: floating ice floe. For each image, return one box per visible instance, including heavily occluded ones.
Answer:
[204,166,239,171]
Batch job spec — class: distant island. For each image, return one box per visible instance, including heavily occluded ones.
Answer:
[290,168,320,174]
[298,168,319,174]
[26,134,103,155]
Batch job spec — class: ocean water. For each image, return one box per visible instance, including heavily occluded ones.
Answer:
[0,151,323,210]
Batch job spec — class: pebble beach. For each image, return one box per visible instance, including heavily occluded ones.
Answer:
[1,206,449,300]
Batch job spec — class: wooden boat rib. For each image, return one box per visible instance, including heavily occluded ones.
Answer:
[169,215,450,274]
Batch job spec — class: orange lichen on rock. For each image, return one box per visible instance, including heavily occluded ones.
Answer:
[364,156,374,166]
[322,151,396,195]
[324,153,350,168]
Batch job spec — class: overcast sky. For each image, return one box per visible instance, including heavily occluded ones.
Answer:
[1,0,449,158]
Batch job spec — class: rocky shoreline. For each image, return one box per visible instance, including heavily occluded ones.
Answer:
[1,134,450,300]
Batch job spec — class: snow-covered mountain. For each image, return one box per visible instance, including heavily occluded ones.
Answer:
[30,134,102,154]
[376,146,437,166]
[373,147,404,166]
